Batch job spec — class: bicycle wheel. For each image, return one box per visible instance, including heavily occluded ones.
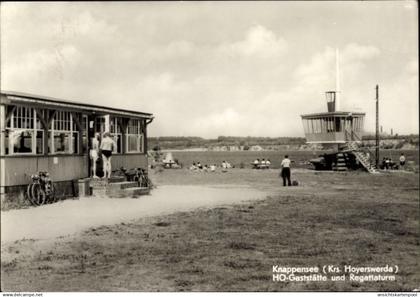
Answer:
[26,183,37,206]
[141,175,152,188]
[50,184,57,203]
[31,184,46,206]
[139,175,147,188]
[44,183,56,203]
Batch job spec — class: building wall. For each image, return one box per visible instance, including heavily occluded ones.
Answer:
[0,155,88,187]
[305,132,346,143]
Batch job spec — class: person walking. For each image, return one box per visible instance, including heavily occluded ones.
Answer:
[100,132,116,179]
[280,155,292,187]
[90,133,101,178]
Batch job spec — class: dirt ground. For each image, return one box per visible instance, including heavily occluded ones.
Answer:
[1,185,266,243]
[1,168,419,291]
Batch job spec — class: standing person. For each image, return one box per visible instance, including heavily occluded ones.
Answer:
[90,133,100,178]
[280,155,292,187]
[382,157,387,170]
[100,132,116,179]
[385,157,390,170]
[399,153,406,169]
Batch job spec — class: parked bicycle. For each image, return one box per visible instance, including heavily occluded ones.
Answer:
[118,167,152,188]
[133,168,152,188]
[26,171,56,206]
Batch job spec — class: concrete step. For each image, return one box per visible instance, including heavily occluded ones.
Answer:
[108,176,126,183]
[92,189,106,197]
[89,179,109,188]
[107,181,138,190]
[89,176,126,186]
[108,187,150,198]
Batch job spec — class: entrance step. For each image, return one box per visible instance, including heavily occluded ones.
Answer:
[108,176,126,183]
[88,176,149,198]
[106,181,139,190]
[89,179,109,189]
[107,187,150,198]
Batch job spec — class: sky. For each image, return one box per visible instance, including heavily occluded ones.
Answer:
[1,1,418,138]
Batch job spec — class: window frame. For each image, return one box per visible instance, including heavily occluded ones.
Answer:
[110,116,123,154]
[125,118,144,154]
[4,106,44,156]
[49,111,77,155]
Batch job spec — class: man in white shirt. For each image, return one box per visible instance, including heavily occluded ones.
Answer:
[399,153,406,169]
[280,155,292,186]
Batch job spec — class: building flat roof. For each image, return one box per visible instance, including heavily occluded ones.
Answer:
[301,111,365,118]
[1,90,153,119]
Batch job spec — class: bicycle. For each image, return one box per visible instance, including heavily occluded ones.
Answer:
[117,167,152,188]
[133,168,152,188]
[26,171,56,206]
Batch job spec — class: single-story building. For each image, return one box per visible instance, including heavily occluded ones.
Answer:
[0,91,153,199]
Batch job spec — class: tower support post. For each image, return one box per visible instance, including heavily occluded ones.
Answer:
[375,85,379,168]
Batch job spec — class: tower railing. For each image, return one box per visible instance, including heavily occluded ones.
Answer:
[344,128,375,158]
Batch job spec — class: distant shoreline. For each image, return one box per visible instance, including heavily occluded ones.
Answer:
[149,135,419,152]
[159,147,419,153]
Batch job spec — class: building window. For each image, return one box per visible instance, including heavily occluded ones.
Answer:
[126,119,144,153]
[13,130,34,153]
[4,106,43,155]
[110,117,123,153]
[95,117,106,135]
[49,111,77,154]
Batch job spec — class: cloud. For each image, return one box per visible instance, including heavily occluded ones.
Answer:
[218,24,288,58]
[294,44,380,91]
[1,3,417,138]
[193,108,242,135]
[3,45,82,87]
[144,40,197,61]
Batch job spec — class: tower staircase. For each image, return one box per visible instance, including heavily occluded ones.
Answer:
[344,129,379,174]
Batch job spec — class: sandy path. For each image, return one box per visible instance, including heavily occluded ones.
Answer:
[1,185,266,243]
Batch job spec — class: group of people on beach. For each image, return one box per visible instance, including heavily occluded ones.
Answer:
[189,161,232,172]
[381,153,407,170]
[188,156,294,186]
[252,158,272,168]
[90,132,117,179]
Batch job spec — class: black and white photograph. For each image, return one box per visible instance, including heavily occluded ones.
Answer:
[0,1,418,294]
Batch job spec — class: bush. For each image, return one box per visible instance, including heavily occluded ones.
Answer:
[395,141,405,149]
